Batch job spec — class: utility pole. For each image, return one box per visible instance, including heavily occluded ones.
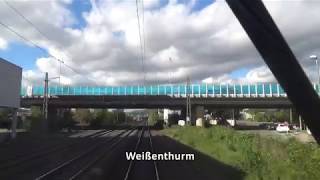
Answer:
[43,72,49,131]
[58,59,64,86]
[186,76,191,125]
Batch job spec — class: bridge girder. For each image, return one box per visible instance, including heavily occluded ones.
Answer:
[21,95,293,109]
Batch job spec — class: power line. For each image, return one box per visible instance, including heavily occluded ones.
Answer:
[3,0,53,43]
[142,0,146,72]
[136,0,146,84]
[0,19,67,68]
[2,1,99,85]
[3,0,65,85]
[0,19,97,85]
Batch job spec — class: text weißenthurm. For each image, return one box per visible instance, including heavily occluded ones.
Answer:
[126,151,195,161]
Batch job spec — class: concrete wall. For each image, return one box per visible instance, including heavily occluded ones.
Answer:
[0,58,22,108]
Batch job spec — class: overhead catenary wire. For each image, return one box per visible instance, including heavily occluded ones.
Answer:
[142,0,146,77]
[3,0,65,85]
[0,18,97,85]
[136,0,146,85]
[3,0,53,44]
[140,0,160,85]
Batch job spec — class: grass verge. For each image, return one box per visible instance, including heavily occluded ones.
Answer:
[162,126,320,180]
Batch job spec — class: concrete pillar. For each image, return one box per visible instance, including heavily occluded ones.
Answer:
[191,105,205,125]
[289,108,293,123]
[48,107,58,132]
[10,108,18,139]
[299,115,302,130]
[163,108,170,125]
[232,109,235,120]
[180,108,186,120]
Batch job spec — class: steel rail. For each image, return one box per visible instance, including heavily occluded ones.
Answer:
[35,129,128,180]
[0,130,112,169]
[147,126,160,180]
[123,127,145,180]
[69,128,137,180]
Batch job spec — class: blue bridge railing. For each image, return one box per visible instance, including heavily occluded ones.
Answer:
[21,83,320,97]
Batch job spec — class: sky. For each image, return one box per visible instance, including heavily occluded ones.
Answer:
[0,0,320,87]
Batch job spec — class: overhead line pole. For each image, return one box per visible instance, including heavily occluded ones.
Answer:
[186,76,191,125]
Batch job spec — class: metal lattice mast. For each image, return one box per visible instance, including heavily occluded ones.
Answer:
[43,72,49,125]
[186,76,191,125]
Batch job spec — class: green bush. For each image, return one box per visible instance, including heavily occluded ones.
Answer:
[163,126,320,180]
[24,107,42,130]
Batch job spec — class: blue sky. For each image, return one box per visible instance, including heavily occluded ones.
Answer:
[1,0,317,85]
[0,42,47,70]
[0,0,93,71]
[0,0,216,71]
[68,0,92,29]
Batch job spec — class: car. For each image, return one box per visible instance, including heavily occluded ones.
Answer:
[276,123,290,133]
[267,123,278,130]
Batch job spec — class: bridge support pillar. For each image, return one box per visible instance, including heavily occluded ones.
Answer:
[47,108,65,132]
[232,108,241,127]
[180,108,186,120]
[299,115,303,130]
[289,108,293,123]
[191,106,205,126]
[163,109,170,125]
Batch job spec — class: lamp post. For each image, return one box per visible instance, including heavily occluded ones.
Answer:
[310,55,320,85]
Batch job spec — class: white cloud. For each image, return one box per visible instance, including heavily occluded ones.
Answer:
[1,0,320,87]
[0,37,8,49]
[202,66,276,84]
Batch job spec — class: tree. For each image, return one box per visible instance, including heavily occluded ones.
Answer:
[0,108,12,129]
[57,110,76,130]
[73,109,93,126]
[148,110,160,125]
[24,106,42,130]
[274,110,290,122]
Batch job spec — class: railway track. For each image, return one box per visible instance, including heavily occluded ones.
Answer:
[34,129,136,180]
[0,130,112,170]
[124,125,160,180]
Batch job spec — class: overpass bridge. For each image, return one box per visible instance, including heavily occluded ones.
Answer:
[20,83,319,128]
[20,83,320,109]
